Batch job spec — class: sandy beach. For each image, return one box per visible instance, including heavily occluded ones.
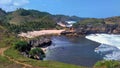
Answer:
[18,29,65,38]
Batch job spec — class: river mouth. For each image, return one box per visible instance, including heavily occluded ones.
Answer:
[44,36,103,67]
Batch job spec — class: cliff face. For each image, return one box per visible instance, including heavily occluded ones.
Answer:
[28,37,52,47]
[61,24,120,35]
[69,17,120,35]
[18,37,52,60]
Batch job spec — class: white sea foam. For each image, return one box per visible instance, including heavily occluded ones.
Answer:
[86,34,120,60]
[86,34,120,49]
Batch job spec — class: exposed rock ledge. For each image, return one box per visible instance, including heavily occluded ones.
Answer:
[28,37,52,47]
[61,24,120,36]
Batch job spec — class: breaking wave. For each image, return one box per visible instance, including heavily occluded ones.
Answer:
[86,34,120,60]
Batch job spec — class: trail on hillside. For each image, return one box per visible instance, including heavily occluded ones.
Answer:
[0,47,9,56]
[5,55,32,68]
[0,47,32,68]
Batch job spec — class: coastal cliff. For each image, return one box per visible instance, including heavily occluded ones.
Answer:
[15,36,52,60]
[61,24,120,36]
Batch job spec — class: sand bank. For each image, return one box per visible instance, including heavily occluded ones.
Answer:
[18,30,65,38]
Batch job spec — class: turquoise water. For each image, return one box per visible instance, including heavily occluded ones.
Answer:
[44,36,103,67]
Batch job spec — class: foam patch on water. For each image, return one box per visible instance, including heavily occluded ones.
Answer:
[86,34,120,60]
[86,34,120,49]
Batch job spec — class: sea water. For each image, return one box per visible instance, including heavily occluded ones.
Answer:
[44,36,102,67]
[86,34,120,60]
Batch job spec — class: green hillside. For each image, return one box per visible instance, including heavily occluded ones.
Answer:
[73,16,120,28]
[0,8,7,25]
[7,8,51,25]
[105,16,120,24]
[52,15,84,22]
[1,8,56,33]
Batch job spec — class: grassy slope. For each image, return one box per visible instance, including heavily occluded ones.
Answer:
[7,9,51,25]
[0,25,17,48]
[0,25,23,68]
[94,60,120,68]
[0,26,10,48]
[5,47,85,68]
[105,16,120,24]
[0,56,23,68]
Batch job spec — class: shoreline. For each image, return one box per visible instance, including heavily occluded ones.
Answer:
[18,29,65,53]
[41,47,49,53]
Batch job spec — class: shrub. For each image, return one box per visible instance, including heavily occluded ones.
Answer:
[94,60,120,68]
[14,41,28,52]
[29,48,45,60]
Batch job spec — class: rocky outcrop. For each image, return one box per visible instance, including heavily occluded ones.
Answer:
[61,24,120,36]
[28,37,52,47]
[20,37,52,60]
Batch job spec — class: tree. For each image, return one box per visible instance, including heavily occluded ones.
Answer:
[29,48,45,60]
[14,41,29,52]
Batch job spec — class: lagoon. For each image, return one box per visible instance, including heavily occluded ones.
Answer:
[44,36,103,67]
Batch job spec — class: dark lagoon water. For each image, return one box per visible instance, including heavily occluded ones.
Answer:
[44,36,103,67]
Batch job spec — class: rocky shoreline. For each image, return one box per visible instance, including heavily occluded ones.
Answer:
[18,30,65,60]
[61,24,120,36]
[19,36,52,60]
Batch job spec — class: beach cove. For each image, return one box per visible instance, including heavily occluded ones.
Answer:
[18,29,104,67]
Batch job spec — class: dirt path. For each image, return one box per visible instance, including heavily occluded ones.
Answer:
[0,47,32,68]
[0,47,9,56]
[5,55,32,68]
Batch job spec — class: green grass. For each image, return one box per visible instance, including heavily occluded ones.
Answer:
[94,60,120,68]
[0,56,23,68]
[0,35,16,48]
[4,47,86,68]
[0,25,18,48]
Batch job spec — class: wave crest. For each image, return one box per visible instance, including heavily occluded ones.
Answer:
[86,34,120,60]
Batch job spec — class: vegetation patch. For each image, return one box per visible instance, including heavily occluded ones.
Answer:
[94,60,120,68]
[0,56,23,68]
